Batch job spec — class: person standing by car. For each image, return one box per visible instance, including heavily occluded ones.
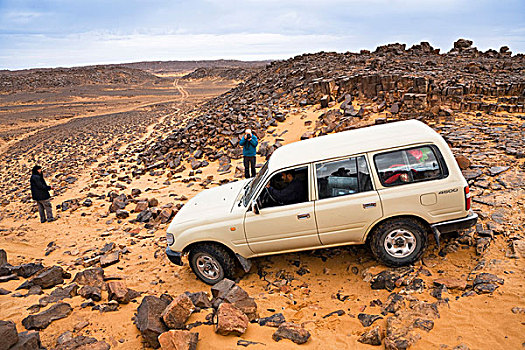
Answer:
[239,128,258,178]
[30,165,55,223]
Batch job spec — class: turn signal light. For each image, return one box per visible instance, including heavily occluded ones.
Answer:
[464,186,471,211]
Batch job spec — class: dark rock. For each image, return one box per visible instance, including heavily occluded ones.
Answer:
[0,249,6,266]
[323,310,345,318]
[358,325,383,346]
[187,291,212,309]
[413,318,434,332]
[358,313,383,327]
[10,330,43,350]
[222,285,258,321]
[473,273,504,286]
[259,313,285,327]
[22,302,72,330]
[79,285,102,301]
[135,295,170,348]
[17,266,66,290]
[272,322,310,344]
[474,283,498,294]
[0,320,18,349]
[115,209,129,219]
[13,263,44,278]
[72,267,105,289]
[370,270,395,291]
[39,283,78,305]
[93,301,119,313]
[381,293,405,315]
[55,335,109,350]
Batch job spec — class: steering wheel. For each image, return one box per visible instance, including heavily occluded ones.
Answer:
[263,187,283,206]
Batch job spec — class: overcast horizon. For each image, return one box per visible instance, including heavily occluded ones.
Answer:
[1,0,524,70]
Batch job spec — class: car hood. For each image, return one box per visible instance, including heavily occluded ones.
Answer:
[168,179,250,228]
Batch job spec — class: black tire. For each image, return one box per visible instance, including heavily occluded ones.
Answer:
[370,218,427,267]
[188,244,236,285]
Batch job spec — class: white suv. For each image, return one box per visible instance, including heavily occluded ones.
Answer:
[166,120,477,284]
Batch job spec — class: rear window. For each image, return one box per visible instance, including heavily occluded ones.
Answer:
[374,145,448,187]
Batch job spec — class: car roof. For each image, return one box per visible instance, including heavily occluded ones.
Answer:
[267,120,442,173]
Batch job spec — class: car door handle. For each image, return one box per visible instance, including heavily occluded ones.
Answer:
[363,202,377,209]
[297,213,310,219]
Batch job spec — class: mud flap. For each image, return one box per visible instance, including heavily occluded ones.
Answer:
[235,253,252,273]
[432,226,441,248]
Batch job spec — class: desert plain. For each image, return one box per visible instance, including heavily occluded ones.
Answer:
[0,40,524,350]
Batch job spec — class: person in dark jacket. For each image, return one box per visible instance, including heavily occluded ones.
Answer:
[30,165,55,223]
[239,128,258,178]
[265,170,306,205]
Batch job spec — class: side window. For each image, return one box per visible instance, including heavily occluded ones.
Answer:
[258,166,309,209]
[374,145,446,187]
[315,156,373,200]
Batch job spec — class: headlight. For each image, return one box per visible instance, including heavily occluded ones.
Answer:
[166,233,174,245]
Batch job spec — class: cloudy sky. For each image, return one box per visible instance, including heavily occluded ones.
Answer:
[1,0,524,69]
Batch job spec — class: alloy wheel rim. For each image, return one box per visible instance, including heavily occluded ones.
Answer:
[384,228,416,258]
[195,254,222,280]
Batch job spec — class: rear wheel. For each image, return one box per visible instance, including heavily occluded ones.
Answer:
[370,218,427,267]
[188,244,236,285]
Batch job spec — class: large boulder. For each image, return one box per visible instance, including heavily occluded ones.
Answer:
[158,330,199,350]
[222,286,258,321]
[161,294,195,329]
[135,295,170,348]
[0,320,18,349]
[215,303,249,336]
[22,303,72,330]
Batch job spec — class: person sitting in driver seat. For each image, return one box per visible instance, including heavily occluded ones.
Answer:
[265,170,306,205]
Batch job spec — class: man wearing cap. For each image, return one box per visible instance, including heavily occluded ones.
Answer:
[239,128,258,178]
[30,165,55,223]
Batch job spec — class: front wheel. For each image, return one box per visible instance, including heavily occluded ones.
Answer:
[370,218,427,267]
[188,244,236,285]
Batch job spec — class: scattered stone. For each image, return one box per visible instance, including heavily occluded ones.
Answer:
[0,320,18,349]
[215,303,249,336]
[0,250,7,266]
[17,266,67,290]
[93,300,119,313]
[161,294,195,329]
[187,291,212,309]
[237,340,266,347]
[358,325,383,346]
[10,330,42,350]
[135,295,170,348]
[22,302,72,330]
[79,285,102,301]
[39,283,78,305]
[100,251,120,267]
[259,313,285,327]
[358,313,383,327]
[158,330,199,350]
[272,322,310,344]
[72,267,105,289]
[55,335,110,350]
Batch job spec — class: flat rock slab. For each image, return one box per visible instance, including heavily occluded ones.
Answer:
[72,267,105,289]
[100,251,120,267]
[358,325,383,346]
[158,330,199,350]
[17,266,67,290]
[22,302,72,330]
[272,322,311,344]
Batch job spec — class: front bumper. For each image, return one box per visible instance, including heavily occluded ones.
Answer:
[166,247,183,266]
[431,212,478,234]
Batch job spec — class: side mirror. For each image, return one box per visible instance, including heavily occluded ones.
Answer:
[252,200,260,215]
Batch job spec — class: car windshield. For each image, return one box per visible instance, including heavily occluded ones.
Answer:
[243,160,269,206]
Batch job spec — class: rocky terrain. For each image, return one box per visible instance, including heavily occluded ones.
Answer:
[0,39,524,350]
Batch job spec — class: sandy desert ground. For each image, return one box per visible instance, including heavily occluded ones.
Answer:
[0,55,524,350]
